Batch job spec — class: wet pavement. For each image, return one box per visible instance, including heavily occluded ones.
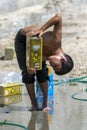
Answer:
[0,82,87,130]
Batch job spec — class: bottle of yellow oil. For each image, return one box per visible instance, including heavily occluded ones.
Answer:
[26,36,43,70]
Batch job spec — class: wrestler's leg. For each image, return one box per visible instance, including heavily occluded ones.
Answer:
[14,29,37,111]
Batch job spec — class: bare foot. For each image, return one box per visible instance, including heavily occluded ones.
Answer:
[42,106,51,112]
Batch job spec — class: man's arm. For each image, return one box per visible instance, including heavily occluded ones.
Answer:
[41,14,62,32]
[25,14,62,38]
[41,14,62,42]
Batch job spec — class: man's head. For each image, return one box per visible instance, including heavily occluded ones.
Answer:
[49,54,74,75]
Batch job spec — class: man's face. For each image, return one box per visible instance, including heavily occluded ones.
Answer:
[48,55,62,72]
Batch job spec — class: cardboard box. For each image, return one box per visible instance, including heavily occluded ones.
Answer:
[0,83,22,96]
[26,36,43,70]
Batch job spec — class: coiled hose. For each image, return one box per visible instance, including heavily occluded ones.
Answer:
[54,75,87,101]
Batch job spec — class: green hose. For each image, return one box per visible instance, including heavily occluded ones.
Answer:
[0,75,87,127]
[54,75,87,85]
[0,121,28,130]
[72,91,87,101]
[69,75,87,83]
[77,80,87,83]
[53,75,87,101]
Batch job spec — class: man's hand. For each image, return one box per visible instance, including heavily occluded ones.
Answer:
[27,68,36,74]
[26,28,43,37]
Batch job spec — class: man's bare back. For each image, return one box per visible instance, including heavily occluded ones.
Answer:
[23,19,62,60]
[42,31,61,59]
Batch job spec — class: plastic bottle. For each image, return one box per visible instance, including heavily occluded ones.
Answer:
[36,82,43,110]
[58,77,69,86]
[1,72,22,84]
[36,66,54,111]
[48,73,54,115]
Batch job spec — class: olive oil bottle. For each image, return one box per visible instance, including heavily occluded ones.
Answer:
[26,36,43,70]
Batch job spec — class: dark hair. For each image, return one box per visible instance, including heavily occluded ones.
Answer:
[55,54,74,75]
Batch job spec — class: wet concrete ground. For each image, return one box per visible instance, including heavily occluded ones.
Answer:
[0,82,87,130]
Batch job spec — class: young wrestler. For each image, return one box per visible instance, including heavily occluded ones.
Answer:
[15,14,74,112]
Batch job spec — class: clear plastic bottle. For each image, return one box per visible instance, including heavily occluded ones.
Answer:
[1,72,22,84]
[36,82,43,110]
[36,68,54,111]
[58,77,69,86]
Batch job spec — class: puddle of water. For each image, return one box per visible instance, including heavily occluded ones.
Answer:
[0,82,87,130]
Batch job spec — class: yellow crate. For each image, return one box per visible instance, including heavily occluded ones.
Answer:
[0,95,22,106]
[0,83,22,97]
[26,36,43,70]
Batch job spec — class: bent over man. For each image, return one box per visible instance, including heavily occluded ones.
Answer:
[15,14,74,112]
